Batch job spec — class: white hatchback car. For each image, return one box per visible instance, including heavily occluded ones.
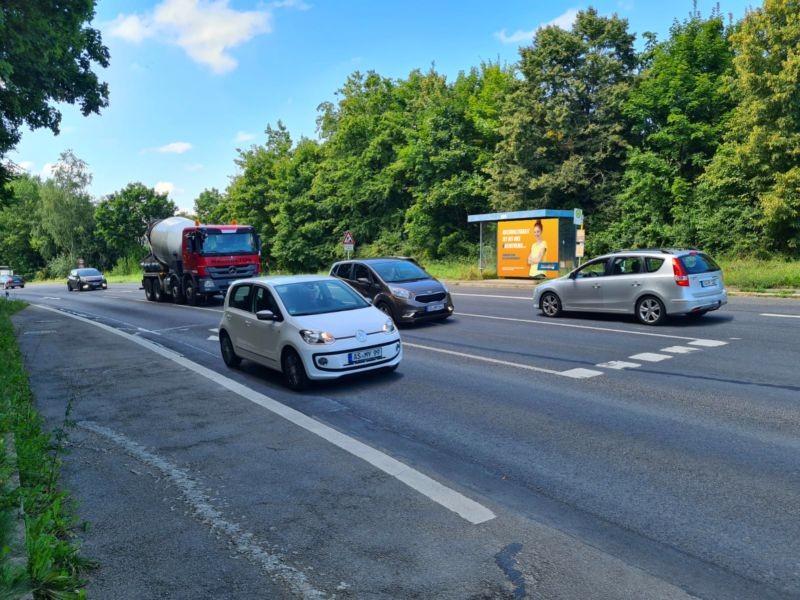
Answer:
[219,275,403,390]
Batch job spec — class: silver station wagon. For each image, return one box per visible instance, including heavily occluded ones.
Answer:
[533,249,727,325]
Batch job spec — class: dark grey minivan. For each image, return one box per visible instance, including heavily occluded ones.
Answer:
[330,258,454,324]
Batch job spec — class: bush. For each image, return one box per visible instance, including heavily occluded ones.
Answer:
[45,255,78,279]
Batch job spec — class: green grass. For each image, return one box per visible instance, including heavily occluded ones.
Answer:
[423,259,497,280]
[0,299,94,599]
[716,258,800,291]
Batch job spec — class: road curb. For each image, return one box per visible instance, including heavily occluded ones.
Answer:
[3,432,34,600]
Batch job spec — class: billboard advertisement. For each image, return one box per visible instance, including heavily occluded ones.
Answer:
[497,219,560,278]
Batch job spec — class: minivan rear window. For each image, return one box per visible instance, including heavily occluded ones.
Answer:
[679,253,720,274]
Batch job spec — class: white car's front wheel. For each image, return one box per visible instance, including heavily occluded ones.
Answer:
[282,348,309,391]
[540,292,562,317]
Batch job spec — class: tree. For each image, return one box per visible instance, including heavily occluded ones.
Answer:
[488,9,637,225]
[95,182,177,261]
[0,0,109,187]
[601,9,734,251]
[37,150,95,260]
[0,174,46,277]
[193,188,226,223]
[698,0,800,256]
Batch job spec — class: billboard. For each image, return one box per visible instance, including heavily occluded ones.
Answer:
[497,219,560,278]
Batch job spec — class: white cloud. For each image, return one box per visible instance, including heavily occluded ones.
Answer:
[109,14,153,43]
[234,131,256,142]
[154,181,175,196]
[495,8,579,44]
[109,0,272,74]
[271,0,311,10]
[40,163,56,179]
[156,142,193,154]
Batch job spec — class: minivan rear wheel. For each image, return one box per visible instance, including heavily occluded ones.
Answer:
[636,296,666,326]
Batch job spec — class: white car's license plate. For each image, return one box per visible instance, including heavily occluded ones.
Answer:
[426,303,445,312]
[700,278,716,288]
[348,347,382,364]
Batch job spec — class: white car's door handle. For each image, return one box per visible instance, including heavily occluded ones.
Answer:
[632,282,641,287]
[244,320,252,327]
[593,284,601,289]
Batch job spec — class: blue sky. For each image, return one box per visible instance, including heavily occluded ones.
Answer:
[10,0,753,213]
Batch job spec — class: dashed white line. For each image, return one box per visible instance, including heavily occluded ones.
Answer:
[33,304,496,525]
[596,360,641,370]
[688,339,728,347]
[404,342,603,379]
[660,346,700,354]
[629,352,672,362]
[760,313,800,319]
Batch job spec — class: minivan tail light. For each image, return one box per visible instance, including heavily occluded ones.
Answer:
[672,257,689,286]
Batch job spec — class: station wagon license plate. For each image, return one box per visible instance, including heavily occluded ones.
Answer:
[700,278,717,288]
[426,303,445,312]
[348,347,382,365]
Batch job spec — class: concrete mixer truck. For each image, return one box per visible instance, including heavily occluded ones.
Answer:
[141,216,261,305]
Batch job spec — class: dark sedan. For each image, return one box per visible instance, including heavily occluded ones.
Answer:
[1,274,24,289]
[67,268,108,291]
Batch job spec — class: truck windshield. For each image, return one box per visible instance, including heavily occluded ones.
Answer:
[200,232,257,255]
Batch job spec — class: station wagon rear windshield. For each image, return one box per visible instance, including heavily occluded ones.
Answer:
[679,253,720,274]
[371,260,429,283]
[275,280,369,317]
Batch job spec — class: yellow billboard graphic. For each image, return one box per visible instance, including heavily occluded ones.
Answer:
[497,219,560,278]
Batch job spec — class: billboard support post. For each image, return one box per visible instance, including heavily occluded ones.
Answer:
[479,222,484,272]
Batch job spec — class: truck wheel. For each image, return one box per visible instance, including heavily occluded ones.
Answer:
[220,331,241,367]
[171,277,185,304]
[153,279,166,302]
[282,349,309,391]
[184,277,198,306]
[144,279,154,301]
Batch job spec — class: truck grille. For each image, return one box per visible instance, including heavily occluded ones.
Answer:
[206,265,258,279]
[416,292,446,303]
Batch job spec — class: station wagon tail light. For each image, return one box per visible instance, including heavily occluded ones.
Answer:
[672,257,689,286]
[300,329,335,344]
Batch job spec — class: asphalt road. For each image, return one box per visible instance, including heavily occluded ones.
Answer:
[8,282,800,599]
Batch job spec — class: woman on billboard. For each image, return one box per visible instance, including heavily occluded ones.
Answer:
[527,220,548,279]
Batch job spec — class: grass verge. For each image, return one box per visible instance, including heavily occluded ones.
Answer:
[0,299,94,599]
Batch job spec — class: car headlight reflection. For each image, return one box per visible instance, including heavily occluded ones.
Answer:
[382,318,395,333]
[389,286,411,299]
[300,329,336,344]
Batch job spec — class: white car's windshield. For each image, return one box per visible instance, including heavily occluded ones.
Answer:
[276,280,369,317]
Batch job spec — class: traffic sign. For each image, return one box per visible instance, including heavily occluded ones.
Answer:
[342,230,355,253]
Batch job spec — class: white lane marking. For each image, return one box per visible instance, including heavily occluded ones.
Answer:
[457,312,725,344]
[561,368,604,379]
[403,342,602,379]
[660,346,700,354]
[688,339,728,347]
[760,313,800,319]
[596,360,641,370]
[79,421,327,599]
[629,352,672,362]
[127,298,223,313]
[451,293,530,300]
[207,335,219,341]
[42,296,62,300]
[33,304,495,525]
[209,328,219,333]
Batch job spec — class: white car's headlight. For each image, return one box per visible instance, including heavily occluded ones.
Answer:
[390,286,411,299]
[382,318,395,333]
[300,329,335,344]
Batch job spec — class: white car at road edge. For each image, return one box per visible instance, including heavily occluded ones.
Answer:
[219,275,403,390]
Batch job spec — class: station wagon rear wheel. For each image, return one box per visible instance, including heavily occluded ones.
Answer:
[541,292,562,317]
[636,296,666,326]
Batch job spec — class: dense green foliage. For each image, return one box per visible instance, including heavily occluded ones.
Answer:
[2,1,799,278]
[0,0,109,194]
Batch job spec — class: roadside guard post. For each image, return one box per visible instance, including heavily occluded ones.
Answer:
[342,230,355,259]
[467,209,583,279]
